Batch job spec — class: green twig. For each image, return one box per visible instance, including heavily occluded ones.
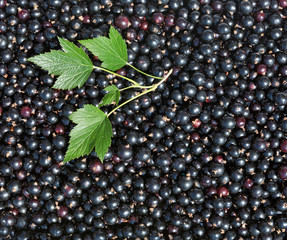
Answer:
[127,63,163,80]
[93,66,139,86]
[107,87,156,117]
[120,85,154,92]
[107,69,173,117]
[153,69,173,87]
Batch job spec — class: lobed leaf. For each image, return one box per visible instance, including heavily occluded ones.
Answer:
[28,37,93,90]
[63,105,113,163]
[79,26,127,71]
[99,85,120,107]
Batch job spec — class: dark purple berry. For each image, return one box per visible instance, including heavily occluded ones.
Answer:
[89,160,104,174]
[280,140,287,153]
[279,0,287,7]
[152,13,164,25]
[278,166,287,180]
[57,205,68,218]
[115,15,130,29]
[164,14,175,27]
[20,106,31,118]
[55,124,65,135]
[18,9,30,21]
[0,0,6,8]
[257,64,267,75]
[217,186,229,197]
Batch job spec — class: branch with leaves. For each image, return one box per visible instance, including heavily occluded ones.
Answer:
[28,26,173,163]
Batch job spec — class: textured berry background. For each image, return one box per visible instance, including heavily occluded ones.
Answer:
[1,0,287,239]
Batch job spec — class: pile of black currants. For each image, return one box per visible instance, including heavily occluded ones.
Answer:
[1,0,287,239]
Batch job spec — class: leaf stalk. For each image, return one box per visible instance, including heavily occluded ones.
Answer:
[93,66,139,86]
[119,85,154,92]
[107,68,173,118]
[127,63,163,80]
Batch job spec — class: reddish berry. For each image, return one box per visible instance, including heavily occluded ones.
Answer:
[192,119,202,128]
[165,14,175,27]
[214,155,224,163]
[21,106,32,118]
[279,0,287,7]
[10,208,19,216]
[55,124,65,135]
[115,15,130,29]
[112,155,121,163]
[83,15,90,24]
[280,140,287,153]
[65,90,74,96]
[190,132,200,141]
[217,186,229,197]
[255,12,265,22]
[89,160,104,174]
[0,0,7,8]
[278,166,287,180]
[18,9,30,21]
[140,21,148,30]
[57,205,68,218]
[152,12,164,25]
[168,225,179,234]
[116,68,127,77]
[236,117,246,128]
[248,82,257,90]
[257,64,267,75]
[206,187,217,196]
[244,179,254,189]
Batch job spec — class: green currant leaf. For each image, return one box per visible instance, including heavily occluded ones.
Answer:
[99,85,120,107]
[28,37,93,90]
[63,105,112,163]
[79,26,128,71]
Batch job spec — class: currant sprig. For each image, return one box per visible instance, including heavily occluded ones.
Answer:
[28,26,172,163]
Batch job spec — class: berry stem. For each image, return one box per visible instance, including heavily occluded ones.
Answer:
[107,69,173,117]
[93,66,139,86]
[127,63,163,80]
[154,68,173,87]
[107,87,156,118]
[120,85,154,92]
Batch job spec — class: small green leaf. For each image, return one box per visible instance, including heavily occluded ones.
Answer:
[63,105,113,163]
[79,26,127,71]
[99,85,120,107]
[28,37,93,90]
